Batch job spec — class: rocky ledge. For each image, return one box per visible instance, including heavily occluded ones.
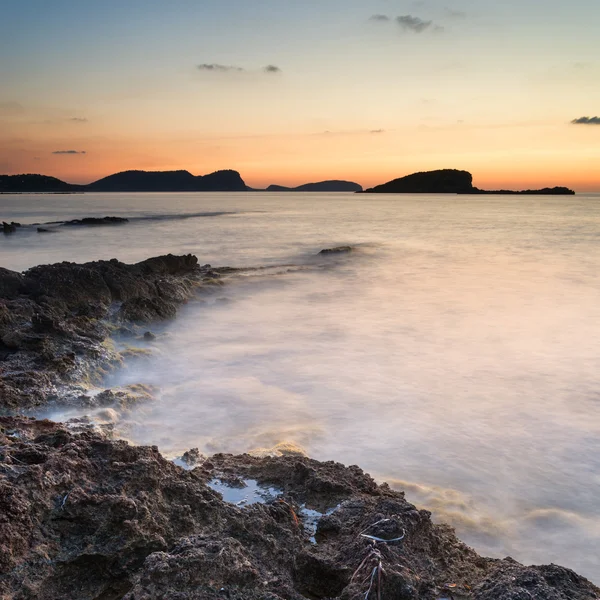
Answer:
[0,416,597,599]
[0,254,226,409]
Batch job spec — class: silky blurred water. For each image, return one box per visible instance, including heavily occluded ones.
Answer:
[2,191,600,581]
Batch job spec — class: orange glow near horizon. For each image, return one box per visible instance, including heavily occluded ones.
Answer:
[2,124,598,192]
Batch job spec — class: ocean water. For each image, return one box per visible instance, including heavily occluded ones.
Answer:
[2,191,600,581]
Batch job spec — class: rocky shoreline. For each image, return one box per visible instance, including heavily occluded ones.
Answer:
[0,253,230,410]
[0,254,598,599]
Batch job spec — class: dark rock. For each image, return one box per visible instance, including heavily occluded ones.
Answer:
[0,254,211,409]
[319,246,353,255]
[363,169,575,195]
[181,447,203,466]
[62,216,129,226]
[0,268,24,299]
[469,186,576,195]
[36,227,56,233]
[0,417,596,600]
[364,169,474,194]
[2,221,16,234]
[143,331,156,341]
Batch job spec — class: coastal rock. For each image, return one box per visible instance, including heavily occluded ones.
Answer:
[0,254,213,409]
[62,216,129,226]
[2,221,17,234]
[319,246,354,255]
[0,416,597,600]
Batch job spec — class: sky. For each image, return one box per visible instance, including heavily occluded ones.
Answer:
[1,0,599,190]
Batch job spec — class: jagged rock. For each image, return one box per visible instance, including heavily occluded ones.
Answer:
[0,417,596,600]
[62,216,129,226]
[0,254,216,409]
[319,246,353,255]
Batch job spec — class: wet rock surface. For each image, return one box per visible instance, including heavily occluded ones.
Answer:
[0,254,223,410]
[0,416,597,600]
[319,246,354,255]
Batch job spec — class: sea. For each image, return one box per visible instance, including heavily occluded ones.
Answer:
[2,191,600,582]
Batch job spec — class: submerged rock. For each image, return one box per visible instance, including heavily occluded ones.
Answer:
[2,221,18,234]
[0,416,597,600]
[319,246,354,255]
[62,216,129,226]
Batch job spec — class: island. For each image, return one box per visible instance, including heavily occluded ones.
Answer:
[0,169,248,193]
[265,180,363,192]
[362,169,575,195]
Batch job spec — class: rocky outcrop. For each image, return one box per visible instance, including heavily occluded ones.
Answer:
[267,180,363,192]
[471,186,576,195]
[0,255,225,409]
[0,170,248,193]
[62,216,129,226]
[0,416,597,600]
[86,169,248,192]
[363,170,576,195]
[364,170,474,194]
[319,246,353,255]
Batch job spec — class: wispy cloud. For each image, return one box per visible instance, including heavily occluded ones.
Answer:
[370,129,385,134]
[69,117,88,123]
[444,7,467,19]
[369,14,391,22]
[396,15,433,33]
[571,116,600,125]
[197,63,282,75]
[197,63,245,72]
[52,150,87,154]
[263,65,282,74]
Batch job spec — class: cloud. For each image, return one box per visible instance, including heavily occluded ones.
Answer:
[369,14,390,21]
[444,7,467,18]
[370,129,385,134]
[263,65,282,74]
[52,150,87,154]
[571,116,600,125]
[69,117,88,123]
[197,63,245,72]
[396,15,433,33]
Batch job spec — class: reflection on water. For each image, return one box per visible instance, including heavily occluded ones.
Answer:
[4,191,600,581]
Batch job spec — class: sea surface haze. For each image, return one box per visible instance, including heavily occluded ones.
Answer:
[2,191,600,581]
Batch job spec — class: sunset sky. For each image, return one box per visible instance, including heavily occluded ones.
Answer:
[1,0,599,190]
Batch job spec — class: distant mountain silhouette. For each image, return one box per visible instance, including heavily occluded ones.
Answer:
[0,174,84,193]
[363,169,575,195]
[266,180,363,192]
[0,170,248,193]
[363,169,474,194]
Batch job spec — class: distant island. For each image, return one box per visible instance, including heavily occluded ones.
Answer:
[265,180,363,192]
[1,168,575,195]
[0,169,248,193]
[362,169,575,195]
